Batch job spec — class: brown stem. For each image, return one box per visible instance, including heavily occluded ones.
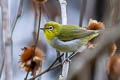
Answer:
[11,0,24,36]
[79,0,87,27]
[28,53,64,80]
[24,71,30,80]
[24,5,42,80]
[28,52,84,80]
[32,6,42,58]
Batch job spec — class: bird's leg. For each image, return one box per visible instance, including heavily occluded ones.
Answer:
[56,50,62,63]
[63,52,76,63]
[87,42,95,48]
[65,57,71,63]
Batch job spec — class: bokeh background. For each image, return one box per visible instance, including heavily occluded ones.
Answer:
[0,0,119,80]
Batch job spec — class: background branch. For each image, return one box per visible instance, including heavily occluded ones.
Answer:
[24,5,42,80]
[79,0,87,26]
[28,53,64,80]
[28,49,86,80]
[11,0,23,36]
[68,24,120,80]
[58,0,69,80]
[0,5,5,79]
[0,0,13,80]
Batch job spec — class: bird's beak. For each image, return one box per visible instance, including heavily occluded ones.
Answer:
[40,28,45,30]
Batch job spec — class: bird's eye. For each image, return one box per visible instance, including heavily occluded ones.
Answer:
[49,26,54,30]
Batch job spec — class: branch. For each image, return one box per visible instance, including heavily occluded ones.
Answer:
[28,50,84,80]
[28,53,64,80]
[32,6,42,57]
[79,0,87,26]
[11,1,23,63]
[68,24,120,79]
[24,5,42,80]
[0,0,14,80]
[11,0,23,37]
[59,0,67,25]
[0,58,4,79]
[58,0,69,80]
[0,5,4,79]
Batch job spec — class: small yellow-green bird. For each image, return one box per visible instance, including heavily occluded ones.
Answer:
[40,21,99,52]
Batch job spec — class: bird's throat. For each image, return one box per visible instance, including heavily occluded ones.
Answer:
[44,31,55,42]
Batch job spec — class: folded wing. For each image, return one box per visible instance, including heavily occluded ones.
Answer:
[58,25,98,41]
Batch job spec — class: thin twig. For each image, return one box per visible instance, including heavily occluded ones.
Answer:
[58,0,69,80]
[28,51,84,80]
[28,53,64,80]
[11,0,24,37]
[32,6,42,57]
[28,63,62,80]
[32,2,38,40]
[0,5,4,79]
[0,56,4,79]
[63,52,76,62]
[24,71,30,80]
[47,53,64,70]
[79,0,87,27]
[1,0,13,80]
[28,51,80,80]
[11,0,24,67]
[24,6,42,80]
[28,51,83,80]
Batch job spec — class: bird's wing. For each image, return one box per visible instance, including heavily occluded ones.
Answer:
[58,25,98,41]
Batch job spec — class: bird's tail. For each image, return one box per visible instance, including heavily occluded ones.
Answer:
[82,30,102,42]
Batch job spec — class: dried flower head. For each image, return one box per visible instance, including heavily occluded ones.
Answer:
[19,46,45,76]
[86,19,105,48]
[107,54,120,79]
[87,18,105,30]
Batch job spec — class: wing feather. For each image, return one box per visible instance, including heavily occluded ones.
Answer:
[58,25,97,41]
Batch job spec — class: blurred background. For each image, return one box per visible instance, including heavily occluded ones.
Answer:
[0,0,120,80]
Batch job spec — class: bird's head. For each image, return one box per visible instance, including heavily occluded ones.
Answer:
[40,21,61,41]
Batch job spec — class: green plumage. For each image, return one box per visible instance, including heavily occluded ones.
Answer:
[42,21,99,52]
[58,24,99,42]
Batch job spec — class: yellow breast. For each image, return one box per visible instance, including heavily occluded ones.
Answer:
[44,30,56,42]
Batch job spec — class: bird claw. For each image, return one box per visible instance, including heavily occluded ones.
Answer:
[87,42,95,48]
[88,44,95,48]
[67,58,71,62]
[63,58,71,64]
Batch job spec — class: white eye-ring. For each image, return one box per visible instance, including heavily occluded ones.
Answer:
[49,26,54,30]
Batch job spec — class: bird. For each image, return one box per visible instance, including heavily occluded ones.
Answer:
[40,21,100,52]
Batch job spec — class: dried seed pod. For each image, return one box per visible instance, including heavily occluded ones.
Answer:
[19,46,45,76]
[86,19,105,48]
[108,42,117,56]
[107,54,120,80]
[87,18,105,30]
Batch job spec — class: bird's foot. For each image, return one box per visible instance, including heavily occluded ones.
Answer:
[63,58,71,64]
[87,42,95,48]
[66,58,71,62]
